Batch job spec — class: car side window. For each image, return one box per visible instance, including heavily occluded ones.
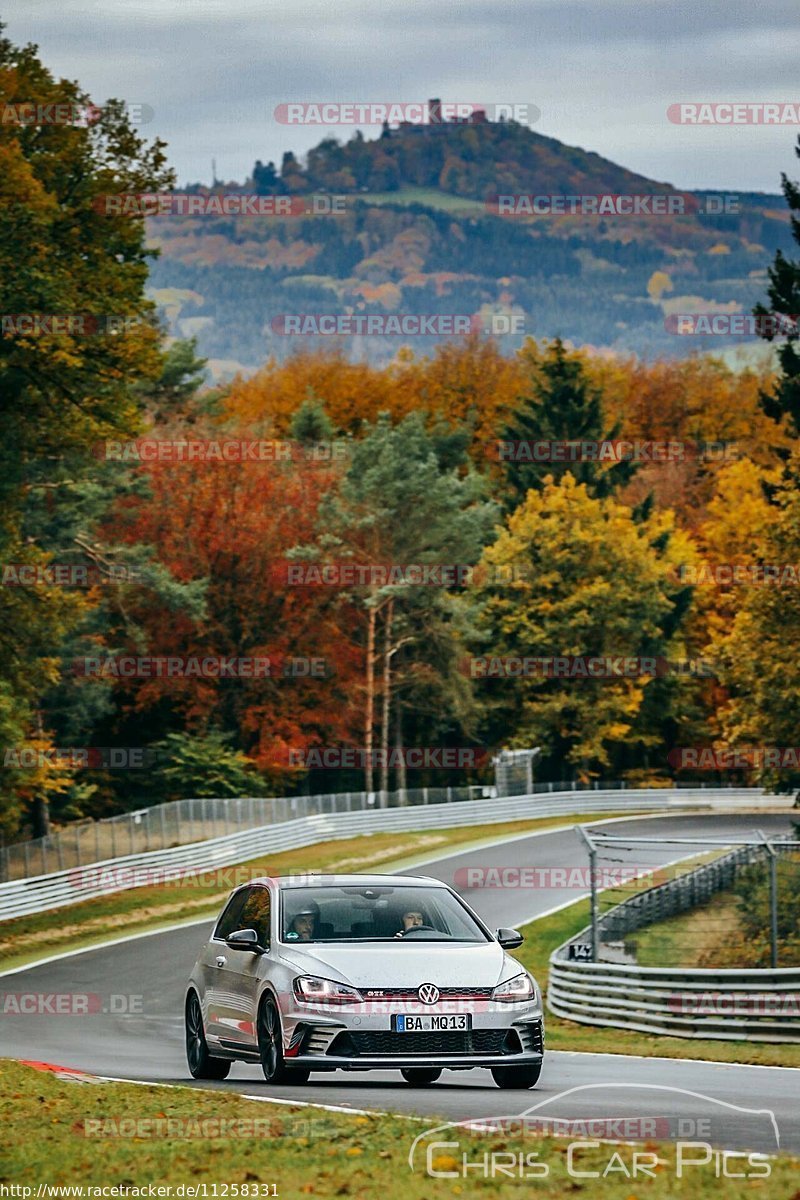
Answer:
[238,886,271,947]
[214,889,249,941]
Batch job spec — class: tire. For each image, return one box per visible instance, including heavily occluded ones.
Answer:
[258,997,311,1085]
[185,992,231,1080]
[491,1062,542,1090]
[400,1068,442,1086]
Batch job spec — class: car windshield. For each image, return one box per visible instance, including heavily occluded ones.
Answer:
[279,884,489,943]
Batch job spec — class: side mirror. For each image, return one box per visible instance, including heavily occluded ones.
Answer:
[226,927,266,953]
[497,927,523,949]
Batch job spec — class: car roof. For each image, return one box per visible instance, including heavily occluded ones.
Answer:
[260,873,448,890]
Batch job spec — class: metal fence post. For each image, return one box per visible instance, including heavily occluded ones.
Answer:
[757,829,779,969]
[577,825,598,962]
[770,850,779,969]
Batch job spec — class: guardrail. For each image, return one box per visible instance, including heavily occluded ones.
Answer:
[2,785,492,883]
[547,959,800,1042]
[0,786,775,922]
[548,838,800,1042]
[0,779,781,884]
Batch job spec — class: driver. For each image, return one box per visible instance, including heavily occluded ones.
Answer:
[395,909,425,937]
[286,899,320,941]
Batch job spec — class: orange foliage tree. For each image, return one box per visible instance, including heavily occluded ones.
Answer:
[104,447,362,787]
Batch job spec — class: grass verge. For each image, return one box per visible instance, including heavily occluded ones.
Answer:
[0,811,637,972]
[0,1059,795,1195]
[511,899,800,1068]
[630,891,742,968]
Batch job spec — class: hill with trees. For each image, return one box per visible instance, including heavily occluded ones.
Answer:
[146,114,794,373]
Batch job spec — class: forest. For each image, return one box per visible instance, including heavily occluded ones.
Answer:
[3,31,800,840]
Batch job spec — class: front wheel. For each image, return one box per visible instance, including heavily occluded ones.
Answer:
[185,992,231,1080]
[258,998,310,1085]
[491,1062,542,1090]
[401,1068,442,1085]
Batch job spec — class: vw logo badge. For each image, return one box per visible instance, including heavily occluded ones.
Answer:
[418,983,440,1005]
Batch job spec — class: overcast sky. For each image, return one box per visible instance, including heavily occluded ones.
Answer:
[5,0,798,192]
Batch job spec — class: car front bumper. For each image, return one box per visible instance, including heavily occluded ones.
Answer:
[281,1004,544,1070]
[285,1051,544,1071]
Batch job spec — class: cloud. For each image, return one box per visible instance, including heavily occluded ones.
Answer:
[5,0,796,190]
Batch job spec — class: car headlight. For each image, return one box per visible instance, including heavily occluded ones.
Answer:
[293,975,363,1004]
[492,972,536,1003]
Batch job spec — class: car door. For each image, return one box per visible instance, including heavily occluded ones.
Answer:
[212,884,271,1053]
[200,887,249,1046]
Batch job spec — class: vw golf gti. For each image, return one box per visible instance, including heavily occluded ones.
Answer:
[185,874,544,1088]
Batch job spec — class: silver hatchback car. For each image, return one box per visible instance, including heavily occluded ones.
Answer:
[185,873,544,1089]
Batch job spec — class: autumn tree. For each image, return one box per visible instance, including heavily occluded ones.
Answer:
[713,457,800,793]
[102,440,360,794]
[0,29,173,835]
[471,473,697,781]
[306,412,497,795]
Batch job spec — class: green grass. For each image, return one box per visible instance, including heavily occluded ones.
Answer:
[0,812,637,972]
[629,891,742,968]
[1,1059,795,1195]
[510,898,800,1068]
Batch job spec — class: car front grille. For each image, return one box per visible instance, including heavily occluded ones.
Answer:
[327,1028,521,1057]
[360,986,494,1001]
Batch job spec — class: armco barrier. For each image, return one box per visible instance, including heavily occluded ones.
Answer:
[0,786,777,922]
[548,837,800,1042]
[547,958,800,1042]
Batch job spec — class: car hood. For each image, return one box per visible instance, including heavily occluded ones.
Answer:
[275,939,518,988]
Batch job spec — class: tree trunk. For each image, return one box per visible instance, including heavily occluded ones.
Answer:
[31,794,50,840]
[395,693,407,803]
[32,711,50,838]
[364,604,376,794]
[379,599,394,805]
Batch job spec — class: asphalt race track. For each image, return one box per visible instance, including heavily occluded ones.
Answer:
[2,812,798,1154]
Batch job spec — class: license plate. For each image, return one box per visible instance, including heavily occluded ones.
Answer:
[393,1014,471,1032]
